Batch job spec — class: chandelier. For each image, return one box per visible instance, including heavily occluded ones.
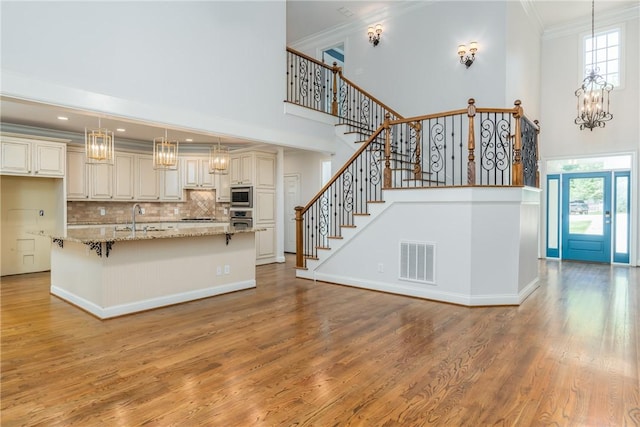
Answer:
[208,138,229,175]
[153,129,179,170]
[574,0,613,131]
[85,117,114,164]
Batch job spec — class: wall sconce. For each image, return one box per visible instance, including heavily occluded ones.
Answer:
[457,41,478,68]
[368,24,382,46]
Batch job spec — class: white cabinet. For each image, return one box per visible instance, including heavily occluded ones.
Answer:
[113,152,135,200]
[1,135,66,177]
[229,151,275,188]
[183,157,215,189]
[135,155,160,200]
[255,190,276,223]
[90,163,113,200]
[161,168,183,201]
[215,172,230,202]
[67,149,89,199]
[230,154,253,185]
[256,226,276,261]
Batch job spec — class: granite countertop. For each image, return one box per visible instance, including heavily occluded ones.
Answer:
[68,219,229,226]
[34,226,264,244]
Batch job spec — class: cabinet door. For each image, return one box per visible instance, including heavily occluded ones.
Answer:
[183,158,200,188]
[240,155,253,184]
[199,159,215,188]
[0,140,31,174]
[34,142,65,176]
[113,152,135,200]
[215,172,230,202]
[90,163,113,199]
[256,226,276,260]
[162,168,183,200]
[255,155,275,188]
[136,155,160,200]
[230,156,242,185]
[67,149,89,199]
[255,190,276,224]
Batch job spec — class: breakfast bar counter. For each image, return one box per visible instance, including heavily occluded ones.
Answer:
[38,226,263,319]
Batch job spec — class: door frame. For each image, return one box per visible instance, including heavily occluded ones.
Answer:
[543,152,636,266]
[283,173,301,254]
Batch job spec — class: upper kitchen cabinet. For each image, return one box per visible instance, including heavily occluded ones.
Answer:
[135,155,161,201]
[0,134,67,177]
[182,157,215,189]
[113,152,135,200]
[229,151,275,188]
[215,172,230,202]
[161,167,183,201]
[66,148,89,199]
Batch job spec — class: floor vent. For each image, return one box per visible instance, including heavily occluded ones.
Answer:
[399,241,435,284]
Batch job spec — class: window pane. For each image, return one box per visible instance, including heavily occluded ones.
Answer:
[608,31,619,45]
[607,46,618,60]
[615,176,628,254]
[609,73,619,86]
[585,38,593,51]
[608,60,618,73]
[596,34,607,49]
[597,49,607,63]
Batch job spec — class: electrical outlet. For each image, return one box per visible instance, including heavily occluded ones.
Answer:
[140,208,145,214]
[377,263,384,273]
[224,265,230,275]
[224,208,228,215]
[100,208,106,216]
[216,266,222,276]
[174,208,179,215]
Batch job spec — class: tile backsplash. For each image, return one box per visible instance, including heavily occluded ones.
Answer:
[67,190,229,224]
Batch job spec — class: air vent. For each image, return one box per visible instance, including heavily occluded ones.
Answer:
[399,241,435,284]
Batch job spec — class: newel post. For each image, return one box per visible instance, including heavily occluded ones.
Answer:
[331,61,339,116]
[383,113,392,189]
[467,98,477,185]
[512,100,524,186]
[295,206,304,268]
[534,119,541,188]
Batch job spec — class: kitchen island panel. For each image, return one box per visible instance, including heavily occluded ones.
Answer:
[50,232,256,319]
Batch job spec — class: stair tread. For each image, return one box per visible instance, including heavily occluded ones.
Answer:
[328,236,344,239]
[341,224,357,228]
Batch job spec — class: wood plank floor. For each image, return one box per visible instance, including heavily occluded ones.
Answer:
[1,256,639,426]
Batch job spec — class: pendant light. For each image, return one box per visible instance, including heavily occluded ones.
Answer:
[209,138,229,175]
[574,0,613,131]
[85,117,114,164]
[153,129,179,170]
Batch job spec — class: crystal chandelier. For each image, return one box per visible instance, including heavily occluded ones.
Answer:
[153,129,179,170]
[574,0,613,131]
[85,117,114,164]
[208,138,229,175]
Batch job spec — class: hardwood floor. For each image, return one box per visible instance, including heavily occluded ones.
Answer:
[1,256,638,426]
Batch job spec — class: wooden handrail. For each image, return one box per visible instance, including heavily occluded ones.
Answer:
[286,47,335,70]
[387,106,519,127]
[338,73,404,120]
[301,125,385,214]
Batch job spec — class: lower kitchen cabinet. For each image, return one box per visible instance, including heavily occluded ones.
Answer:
[256,225,276,264]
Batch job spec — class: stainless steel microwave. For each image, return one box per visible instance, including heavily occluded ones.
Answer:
[230,186,253,208]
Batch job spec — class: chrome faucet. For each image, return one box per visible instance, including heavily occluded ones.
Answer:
[132,203,142,231]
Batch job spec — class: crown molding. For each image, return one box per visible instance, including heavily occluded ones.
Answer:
[543,4,639,40]
[519,0,545,35]
[289,1,434,52]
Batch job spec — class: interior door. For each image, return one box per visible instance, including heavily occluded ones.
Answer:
[284,174,300,253]
[562,172,611,263]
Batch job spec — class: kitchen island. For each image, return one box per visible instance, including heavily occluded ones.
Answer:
[38,226,262,319]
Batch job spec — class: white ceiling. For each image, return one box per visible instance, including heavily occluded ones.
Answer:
[2,0,636,146]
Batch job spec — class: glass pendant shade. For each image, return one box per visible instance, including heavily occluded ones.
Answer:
[153,130,179,170]
[209,142,229,175]
[85,118,114,164]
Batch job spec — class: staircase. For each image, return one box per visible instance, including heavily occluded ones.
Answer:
[286,48,540,281]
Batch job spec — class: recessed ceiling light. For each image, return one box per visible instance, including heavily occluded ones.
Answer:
[57,116,68,121]
[185,138,193,142]
[116,128,126,132]
[337,6,354,17]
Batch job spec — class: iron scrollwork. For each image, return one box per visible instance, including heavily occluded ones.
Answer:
[480,117,511,175]
[84,241,115,258]
[521,118,538,187]
[52,238,64,249]
[429,121,446,175]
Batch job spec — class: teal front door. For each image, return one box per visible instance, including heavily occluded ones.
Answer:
[562,172,611,263]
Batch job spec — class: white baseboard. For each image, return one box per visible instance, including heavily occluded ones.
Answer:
[311,273,535,306]
[51,280,256,319]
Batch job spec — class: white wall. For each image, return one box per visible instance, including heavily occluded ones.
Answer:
[540,9,639,263]
[292,2,543,117]
[283,149,330,203]
[0,1,335,152]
